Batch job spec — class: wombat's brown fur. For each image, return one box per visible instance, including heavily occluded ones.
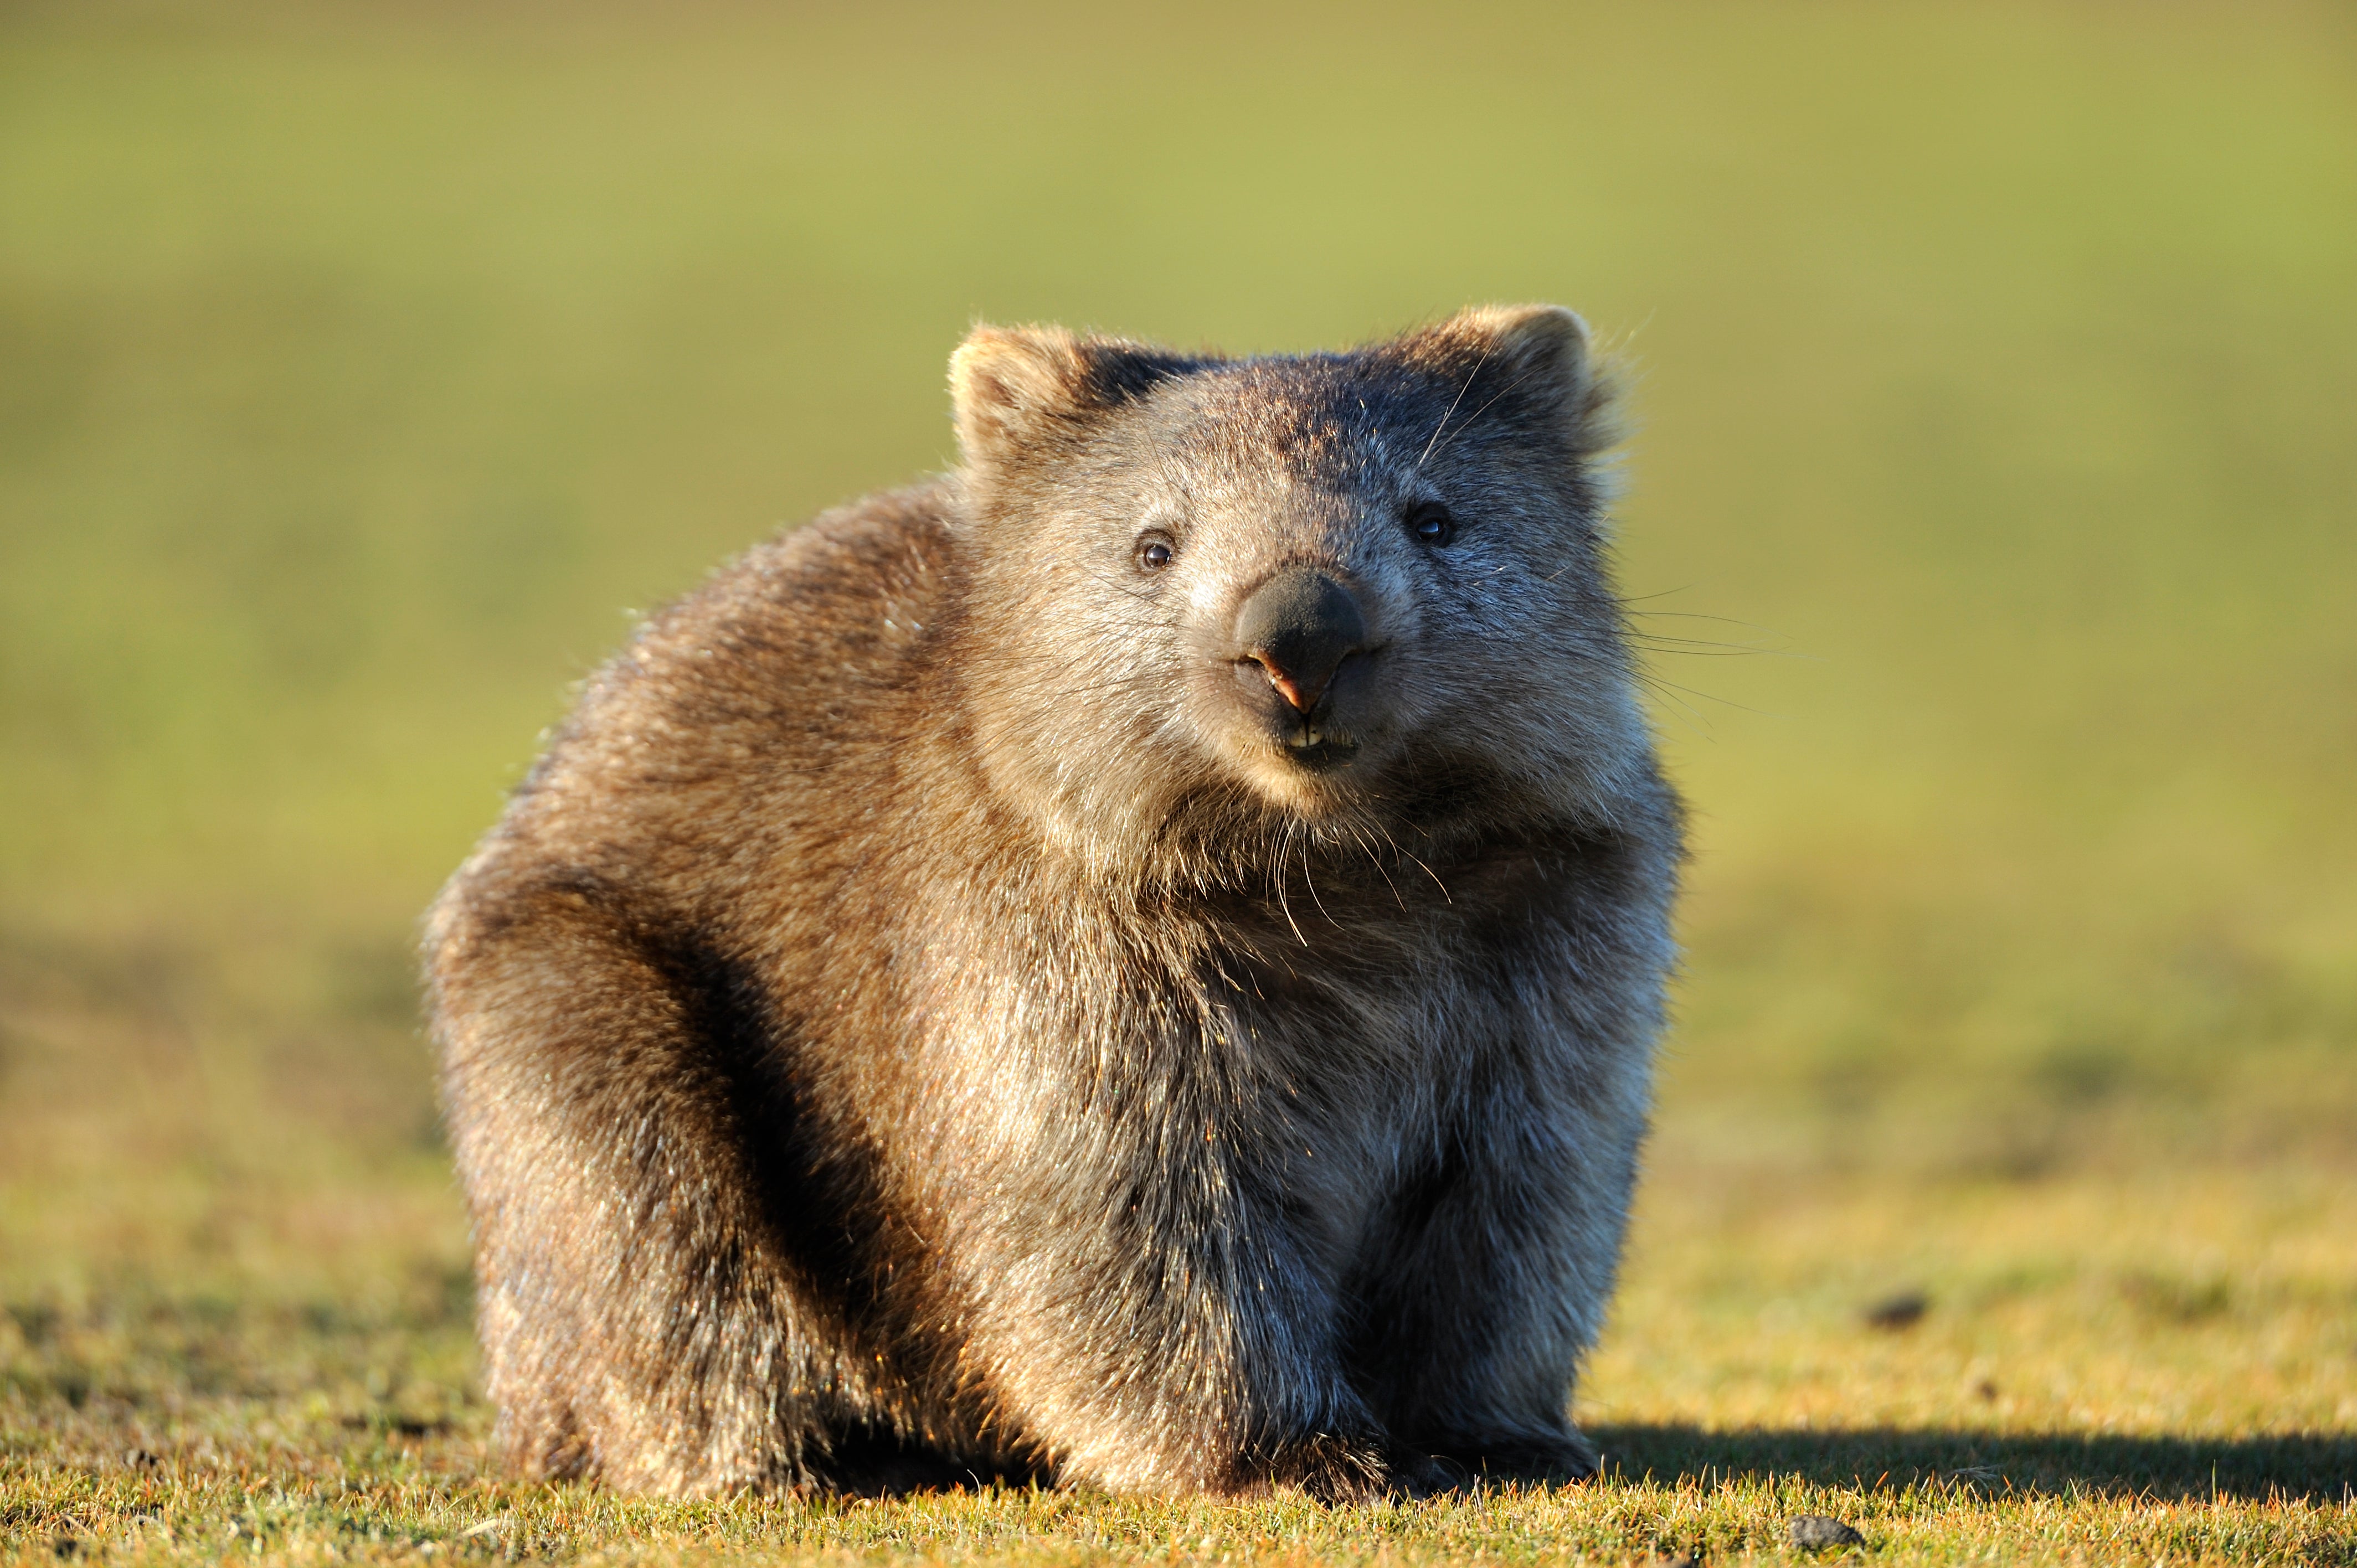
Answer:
[425,306,1682,1500]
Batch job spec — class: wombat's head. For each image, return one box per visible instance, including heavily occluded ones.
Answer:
[948,306,1654,886]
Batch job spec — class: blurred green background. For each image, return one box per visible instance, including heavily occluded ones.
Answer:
[2,0,2353,1301]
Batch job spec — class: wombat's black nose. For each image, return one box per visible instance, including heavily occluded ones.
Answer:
[1233,567,1367,714]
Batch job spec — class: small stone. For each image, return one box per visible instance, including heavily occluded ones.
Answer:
[1862,1291,1928,1329]
[1789,1514,1866,1549]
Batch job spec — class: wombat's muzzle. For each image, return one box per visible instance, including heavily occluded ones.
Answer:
[1230,567,1372,748]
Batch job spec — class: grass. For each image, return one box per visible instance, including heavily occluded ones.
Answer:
[3,0,2355,1561]
[7,1164,2354,1562]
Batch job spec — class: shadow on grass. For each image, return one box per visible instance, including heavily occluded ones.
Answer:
[1591,1423,2357,1503]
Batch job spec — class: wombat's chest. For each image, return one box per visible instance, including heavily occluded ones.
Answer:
[879,920,1569,1261]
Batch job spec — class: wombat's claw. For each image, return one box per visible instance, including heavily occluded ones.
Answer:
[1419,1437,1598,1492]
[1250,1433,1396,1503]
[1387,1451,1465,1498]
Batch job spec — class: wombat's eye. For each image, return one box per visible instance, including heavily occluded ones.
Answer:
[1136,534,1175,572]
[1406,502,1455,546]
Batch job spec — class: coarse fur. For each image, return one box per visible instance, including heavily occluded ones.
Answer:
[424,305,1684,1500]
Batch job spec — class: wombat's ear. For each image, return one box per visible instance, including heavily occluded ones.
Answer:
[950,324,1201,475]
[1394,304,1615,456]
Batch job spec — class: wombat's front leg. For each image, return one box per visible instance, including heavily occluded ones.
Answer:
[1013,1295,1408,1497]
[1348,1075,1644,1488]
[968,1165,1411,1498]
[1203,1219,1462,1498]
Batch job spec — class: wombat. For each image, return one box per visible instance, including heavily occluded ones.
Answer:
[425,305,1683,1500]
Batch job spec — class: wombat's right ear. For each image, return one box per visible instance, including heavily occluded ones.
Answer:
[950,324,1200,476]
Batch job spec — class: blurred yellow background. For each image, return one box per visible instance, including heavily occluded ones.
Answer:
[2,0,2353,1456]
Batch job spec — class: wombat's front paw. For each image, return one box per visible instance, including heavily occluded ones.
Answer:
[1382,1447,1459,1498]
[1247,1432,1398,1503]
[1422,1431,1599,1490]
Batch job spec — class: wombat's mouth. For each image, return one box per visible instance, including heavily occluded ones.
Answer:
[1279,724,1359,772]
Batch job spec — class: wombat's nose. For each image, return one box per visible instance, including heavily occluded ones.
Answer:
[1232,567,1368,714]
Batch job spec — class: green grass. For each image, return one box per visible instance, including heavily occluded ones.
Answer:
[4,1,2355,1561]
[8,1162,2356,1562]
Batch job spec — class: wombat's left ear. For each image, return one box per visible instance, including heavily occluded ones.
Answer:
[1399,304,1615,456]
[950,324,1201,476]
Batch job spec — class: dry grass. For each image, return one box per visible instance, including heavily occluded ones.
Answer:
[5,959,2350,1563]
[6,1165,2354,1565]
